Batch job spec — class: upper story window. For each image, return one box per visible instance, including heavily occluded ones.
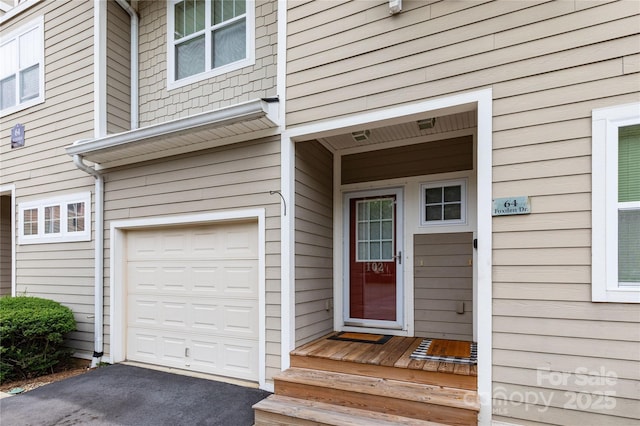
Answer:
[0,16,44,116]
[167,0,255,90]
[18,192,91,244]
[592,102,640,303]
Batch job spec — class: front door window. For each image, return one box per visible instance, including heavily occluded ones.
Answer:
[346,189,403,327]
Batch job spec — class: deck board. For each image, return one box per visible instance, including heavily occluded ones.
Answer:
[293,333,477,380]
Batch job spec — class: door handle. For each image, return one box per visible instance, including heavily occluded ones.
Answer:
[394,251,402,264]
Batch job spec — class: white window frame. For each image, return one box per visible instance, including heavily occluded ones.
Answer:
[0,16,45,116]
[166,0,255,91]
[592,102,640,303]
[18,192,91,244]
[420,178,467,226]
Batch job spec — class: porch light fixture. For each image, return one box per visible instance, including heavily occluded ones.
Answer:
[417,117,437,130]
[351,130,371,142]
[389,0,402,14]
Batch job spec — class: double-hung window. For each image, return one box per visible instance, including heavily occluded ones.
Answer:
[592,102,640,302]
[0,17,44,115]
[168,0,254,89]
[18,193,91,244]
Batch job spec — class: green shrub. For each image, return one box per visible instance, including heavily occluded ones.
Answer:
[0,296,76,383]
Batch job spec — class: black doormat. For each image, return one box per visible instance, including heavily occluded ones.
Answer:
[328,332,392,344]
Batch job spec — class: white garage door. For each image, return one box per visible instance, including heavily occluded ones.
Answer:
[126,221,259,381]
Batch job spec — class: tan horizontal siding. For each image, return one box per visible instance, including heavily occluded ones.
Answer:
[414,233,473,341]
[492,382,639,425]
[102,137,282,380]
[493,316,640,342]
[493,229,591,249]
[288,4,638,125]
[288,1,640,424]
[106,0,130,134]
[0,0,96,358]
[294,140,334,346]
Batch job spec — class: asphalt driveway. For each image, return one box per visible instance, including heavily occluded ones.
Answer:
[0,364,271,425]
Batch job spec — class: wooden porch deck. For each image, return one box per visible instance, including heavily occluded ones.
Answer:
[291,333,477,390]
[254,333,480,425]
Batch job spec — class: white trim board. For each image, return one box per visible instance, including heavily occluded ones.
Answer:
[109,209,267,390]
[283,88,493,425]
[0,184,16,297]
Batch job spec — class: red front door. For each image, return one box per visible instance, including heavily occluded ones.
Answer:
[349,195,397,322]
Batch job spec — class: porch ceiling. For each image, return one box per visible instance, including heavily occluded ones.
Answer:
[66,99,279,169]
[318,110,477,152]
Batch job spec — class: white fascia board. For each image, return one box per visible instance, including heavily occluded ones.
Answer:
[66,99,274,156]
[0,0,44,24]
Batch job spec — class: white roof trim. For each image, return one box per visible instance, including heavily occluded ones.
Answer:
[0,0,44,24]
[67,98,279,168]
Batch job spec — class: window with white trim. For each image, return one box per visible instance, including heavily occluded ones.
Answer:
[167,0,254,89]
[18,193,91,244]
[0,17,44,115]
[592,102,640,303]
[420,179,467,226]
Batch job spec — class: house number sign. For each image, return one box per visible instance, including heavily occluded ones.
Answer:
[11,123,25,149]
[492,196,531,216]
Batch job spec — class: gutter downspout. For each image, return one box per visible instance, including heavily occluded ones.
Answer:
[73,154,104,368]
[80,0,137,368]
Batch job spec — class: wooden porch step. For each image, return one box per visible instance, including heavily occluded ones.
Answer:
[291,353,477,390]
[290,335,477,390]
[253,394,448,426]
[273,368,478,426]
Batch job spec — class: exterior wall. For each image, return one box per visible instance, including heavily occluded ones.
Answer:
[101,137,282,380]
[0,0,96,354]
[294,140,333,346]
[287,1,640,424]
[414,232,473,341]
[136,0,278,127]
[0,196,11,296]
[106,0,131,134]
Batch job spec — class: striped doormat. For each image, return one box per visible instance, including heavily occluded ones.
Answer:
[409,338,477,365]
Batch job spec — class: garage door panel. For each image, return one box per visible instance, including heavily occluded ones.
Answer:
[126,221,259,381]
[223,303,258,336]
[128,223,257,260]
[223,265,258,294]
[161,336,188,363]
[129,261,257,296]
[128,265,161,291]
[129,297,257,335]
[191,303,220,331]
[222,341,258,379]
[127,329,160,360]
[162,302,188,327]
[128,298,160,325]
